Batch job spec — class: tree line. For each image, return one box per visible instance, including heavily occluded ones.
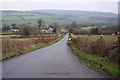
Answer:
[2,19,61,36]
[67,21,119,35]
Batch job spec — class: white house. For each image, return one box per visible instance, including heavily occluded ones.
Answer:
[10,29,19,32]
[42,29,49,33]
[48,27,53,34]
[42,27,53,34]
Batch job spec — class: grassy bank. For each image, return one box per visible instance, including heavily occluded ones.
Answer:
[68,35,119,77]
[1,34,64,60]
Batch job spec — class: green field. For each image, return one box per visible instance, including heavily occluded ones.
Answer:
[1,34,38,40]
[81,26,107,30]
[73,34,118,41]
[1,11,109,28]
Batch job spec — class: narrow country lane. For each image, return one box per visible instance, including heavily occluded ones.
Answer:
[2,34,110,78]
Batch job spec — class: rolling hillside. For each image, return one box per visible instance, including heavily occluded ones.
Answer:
[1,10,118,28]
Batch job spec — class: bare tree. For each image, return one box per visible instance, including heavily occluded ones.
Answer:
[68,21,80,33]
[2,24,11,32]
[22,26,31,36]
[11,23,16,29]
[38,19,42,35]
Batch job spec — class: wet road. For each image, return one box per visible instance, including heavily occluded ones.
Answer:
[2,34,110,78]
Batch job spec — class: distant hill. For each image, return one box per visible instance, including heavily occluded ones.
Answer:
[1,10,118,28]
[32,10,117,18]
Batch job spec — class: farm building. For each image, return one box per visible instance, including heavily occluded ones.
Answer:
[42,27,53,34]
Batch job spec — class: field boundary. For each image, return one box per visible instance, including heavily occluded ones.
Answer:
[68,39,119,77]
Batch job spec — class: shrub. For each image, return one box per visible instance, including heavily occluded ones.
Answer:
[71,36,118,63]
[2,34,62,55]
[22,26,31,36]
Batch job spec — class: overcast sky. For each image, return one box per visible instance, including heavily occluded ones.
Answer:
[0,0,119,14]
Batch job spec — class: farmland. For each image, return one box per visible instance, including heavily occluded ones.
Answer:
[1,10,117,28]
[81,26,106,30]
[1,34,64,60]
[73,34,118,41]
[68,34,119,77]
[1,10,119,78]
[2,14,106,28]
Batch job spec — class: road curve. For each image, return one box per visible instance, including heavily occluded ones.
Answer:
[2,34,110,78]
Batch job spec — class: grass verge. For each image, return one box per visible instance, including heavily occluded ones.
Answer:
[2,35,64,60]
[68,40,119,77]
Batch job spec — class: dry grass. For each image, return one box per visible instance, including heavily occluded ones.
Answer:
[2,34,63,60]
[71,36,118,63]
[68,34,119,77]
[2,39,35,53]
